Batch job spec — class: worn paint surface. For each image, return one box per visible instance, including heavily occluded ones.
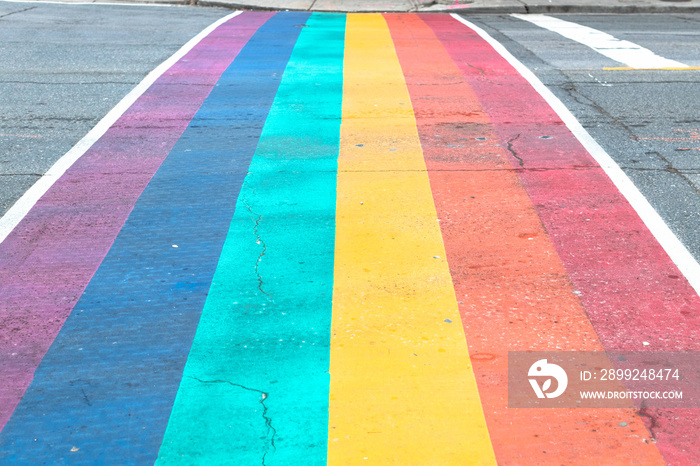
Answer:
[0,11,273,431]
[422,13,700,463]
[0,11,696,465]
[327,13,495,464]
[0,11,297,463]
[157,12,343,464]
[390,13,665,464]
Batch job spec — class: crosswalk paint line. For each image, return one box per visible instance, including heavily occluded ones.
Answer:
[327,13,496,464]
[448,13,700,464]
[0,10,272,433]
[0,11,242,246]
[457,13,700,300]
[512,14,688,69]
[156,12,345,464]
[604,66,700,70]
[396,13,665,464]
[0,12,304,463]
[1,11,696,464]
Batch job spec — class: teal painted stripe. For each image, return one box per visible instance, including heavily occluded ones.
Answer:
[156,13,345,465]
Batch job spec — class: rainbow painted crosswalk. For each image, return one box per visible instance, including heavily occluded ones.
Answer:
[1,11,698,464]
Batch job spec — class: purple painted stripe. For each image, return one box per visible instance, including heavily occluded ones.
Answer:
[0,11,274,430]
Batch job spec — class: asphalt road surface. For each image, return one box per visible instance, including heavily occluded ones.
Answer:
[468,13,700,259]
[0,2,229,215]
[2,7,699,265]
[1,6,699,465]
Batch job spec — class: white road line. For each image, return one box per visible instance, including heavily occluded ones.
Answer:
[0,11,242,246]
[512,14,688,69]
[451,13,700,297]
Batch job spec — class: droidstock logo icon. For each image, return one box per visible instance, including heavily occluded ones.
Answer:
[528,359,568,399]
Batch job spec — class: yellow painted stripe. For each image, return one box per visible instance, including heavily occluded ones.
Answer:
[603,66,700,70]
[327,13,496,465]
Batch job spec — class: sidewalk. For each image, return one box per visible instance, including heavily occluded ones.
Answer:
[44,0,700,13]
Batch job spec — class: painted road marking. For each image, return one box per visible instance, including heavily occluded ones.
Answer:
[327,13,495,464]
[0,11,242,246]
[156,12,344,464]
[0,10,272,433]
[1,11,698,465]
[407,13,665,464]
[0,11,303,462]
[605,66,700,70]
[458,14,700,299]
[512,14,688,69]
[451,13,700,463]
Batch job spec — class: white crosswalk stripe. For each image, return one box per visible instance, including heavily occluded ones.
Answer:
[512,14,688,69]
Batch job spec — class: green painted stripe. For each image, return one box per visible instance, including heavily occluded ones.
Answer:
[156,13,345,465]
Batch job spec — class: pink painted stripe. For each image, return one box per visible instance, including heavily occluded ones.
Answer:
[0,11,274,430]
[422,14,700,464]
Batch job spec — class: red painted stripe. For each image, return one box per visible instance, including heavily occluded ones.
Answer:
[387,13,666,464]
[0,11,274,430]
[421,13,700,464]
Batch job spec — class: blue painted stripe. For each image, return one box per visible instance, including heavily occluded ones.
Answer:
[0,12,310,464]
[156,13,346,465]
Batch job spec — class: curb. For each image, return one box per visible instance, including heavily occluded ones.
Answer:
[21,0,700,14]
[191,1,700,13]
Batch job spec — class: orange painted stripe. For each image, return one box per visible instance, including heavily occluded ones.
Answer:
[328,14,495,463]
[386,13,665,464]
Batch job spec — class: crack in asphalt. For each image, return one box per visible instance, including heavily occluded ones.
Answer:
[637,402,658,442]
[559,83,700,196]
[466,62,486,79]
[639,151,700,196]
[187,376,276,465]
[243,194,270,298]
[0,173,43,177]
[409,0,435,12]
[561,82,640,140]
[0,80,140,86]
[506,133,525,167]
[561,80,700,85]
[81,388,92,407]
[0,6,36,20]
[623,166,700,175]
[555,82,700,197]
[670,13,700,25]
[0,117,99,123]
[514,0,530,13]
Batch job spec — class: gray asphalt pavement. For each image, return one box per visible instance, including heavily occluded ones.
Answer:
[467,13,700,259]
[0,2,228,216]
[1,6,700,463]
[1,4,699,264]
